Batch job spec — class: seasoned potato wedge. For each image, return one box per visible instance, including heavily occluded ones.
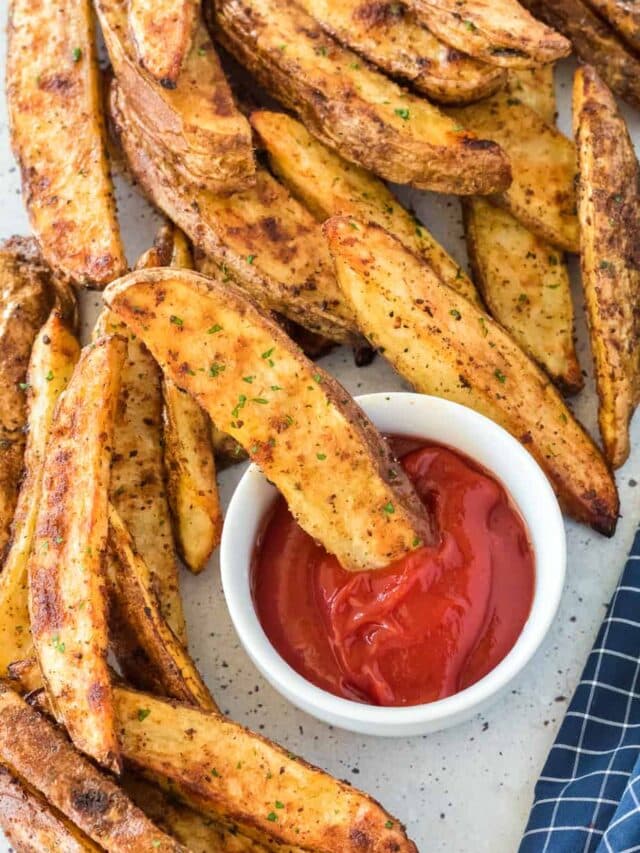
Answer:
[104,267,433,570]
[107,506,217,709]
[521,0,640,108]
[110,84,358,344]
[7,0,125,286]
[573,66,640,468]
[0,765,100,853]
[115,687,418,853]
[213,0,511,194]
[294,0,505,103]
[584,0,640,52]
[449,91,579,252]
[28,335,125,772]
[463,199,582,393]
[506,66,556,124]
[251,110,479,305]
[407,0,570,66]
[324,216,619,536]
[0,310,80,675]
[96,0,254,193]
[0,238,52,557]
[0,684,186,852]
[129,0,198,85]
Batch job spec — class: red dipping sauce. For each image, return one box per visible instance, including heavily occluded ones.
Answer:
[252,441,535,707]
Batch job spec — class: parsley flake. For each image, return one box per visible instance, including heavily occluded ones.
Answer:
[137,708,151,722]
[394,108,410,121]
[72,47,82,62]
[494,368,507,383]
[267,812,278,822]
[207,324,223,334]
[383,502,395,514]
[169,315,184,326]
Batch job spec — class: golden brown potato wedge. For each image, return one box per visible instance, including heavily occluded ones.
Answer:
[128,0,198,85]
[213,0,511,194]
[294,0,505,103]
[7,0,125,286]
[28,335,125,772]
[251,110,479,305]
[324,216,619,536]
[96,0,254,194]
[107,506,217,709]
[0,238,52,558]
[115,687,418,853]
[521,0,640,109]
[110,84,358,344]
[573,66,640,468]
[506,66,556,124]
[448,91,579,252]
[0,765,100,853]
[463,199,582,394]
[578,0,640,53]
[0,310,80,675]
[407,0,570,66]
[0,684,186,852]
[104,267,434,570]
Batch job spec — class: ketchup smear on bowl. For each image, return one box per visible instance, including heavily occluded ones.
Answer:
[252,441,535,707]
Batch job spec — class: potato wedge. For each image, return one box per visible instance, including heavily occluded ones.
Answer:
[108,505,216,709]
[448,91,579,252]
[0,765,100,853]
[0,238,52,558]
[294,0,505,104]
[578,0,640,52]
[521,0,640,109]
[573,66,640,468]
[110,84,358,344]
[324,216,619,535]
[114,687,418,853]
[213,0,511,194]
[104,267,434,570]
[0,684,186,852]
[407,0,570,66]
[96,0,254,194]
[506,66,556,124]
[0,310,80,675]
[7,0,125,286]
[463,199,582,394]
[28,335,125,772]
[129,0,198,85]
[251,110,479,305]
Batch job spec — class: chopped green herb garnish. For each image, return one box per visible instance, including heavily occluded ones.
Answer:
[349,61,361,70]
[18,382,30,391]
[275,801,285,809]
[207,324,223,334]
[316,453,326,460]
[246,254,255,264]
[518,293,528,303]
[52,635,65,653]
[169,315,184,326]
[209,362,225,377]
[313,373,323,383]
[137,708,151,722]
[45,370,54,381]
[385,820,394,829]
[198,47,207,55]
[449,309,461,320]
[599,259,614,271]
[464,19,476,30]
[494,368,506,384]
[412,537,421,548]
[383,502,395,514]
[252,397,268,404]
[72,47,82,62]
[261,347,275,360]
[394,108,410,121]
[315,46,327,56]
[242,375,255,383]
[267,812,278,822]
[271,385,283,391]
[211,768,220,777]
[231,395,247,418]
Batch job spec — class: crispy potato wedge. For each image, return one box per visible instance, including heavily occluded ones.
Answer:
[96,0,254,193]
[0,238,52,558]
[407,0,570,66]
[449,91,579,252]
[110,85,358,344]
[7,0,125,286]
[28,335,125,772]
[251,110,479,305]
[521,0,640,109]
[506,66,556,124]
[324,216,619,535]
[129,0,198,85]
[0,765,100,853]
[573,66,640,468]
[108,505,216,709]
[579,0,640,52]
[0,310,80,675]
[114,687,418,853]
[294,0,505,103]
[209,422,247,468]
[0,684,186,852]
[213,0,511,194]
[104,267,434,570]
[463,199,582,393]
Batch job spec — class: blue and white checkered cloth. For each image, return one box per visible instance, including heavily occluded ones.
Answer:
[521,526,640,853]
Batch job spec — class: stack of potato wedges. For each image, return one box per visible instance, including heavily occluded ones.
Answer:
[1,0,640,847]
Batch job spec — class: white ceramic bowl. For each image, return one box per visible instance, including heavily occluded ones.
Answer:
[221,392,566,737]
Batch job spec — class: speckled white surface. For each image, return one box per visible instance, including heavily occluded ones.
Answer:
[0,11,639,849]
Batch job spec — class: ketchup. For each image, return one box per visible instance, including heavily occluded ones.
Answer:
[252,442,535,707]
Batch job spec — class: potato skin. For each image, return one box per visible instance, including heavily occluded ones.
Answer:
[7,0,125,286]
[573,66,640,468]
[129,0,198,85]
[324,216,619,537]
[213,0,512,194]
[104,267,434,571]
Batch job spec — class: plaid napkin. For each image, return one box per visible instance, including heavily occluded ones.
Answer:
[520,526,640,852]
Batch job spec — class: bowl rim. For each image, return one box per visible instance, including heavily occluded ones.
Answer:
[220,392,566,731]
